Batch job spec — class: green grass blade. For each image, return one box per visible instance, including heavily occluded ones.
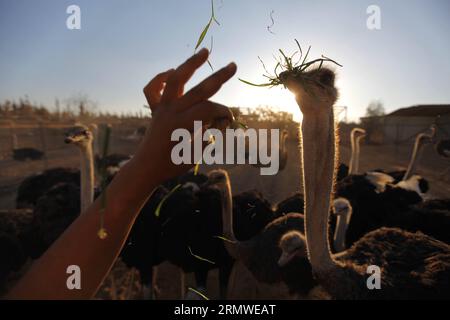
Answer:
[155,184,181,217]
[194,161,200,176]
[195,18,213,51]
[188,246,215,265]
[238,78,273,87]
[211,0,220,25]
[321,55,343,67]
[301,45,311,66]
[188,287,210,300]
[214,235,237,244]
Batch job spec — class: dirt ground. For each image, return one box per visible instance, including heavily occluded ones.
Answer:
[1,126,449,300]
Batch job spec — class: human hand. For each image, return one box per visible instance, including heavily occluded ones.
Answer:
[135,48,236,184]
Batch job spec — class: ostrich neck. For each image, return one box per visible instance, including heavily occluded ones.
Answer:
[333,210,352,253]
[79,142,94,212]
[221,177,236,242]
[220,177,251,260]
[354,136,363,175]
[349,130,356,175]
[281,132,287,152]
[403,134,426,180]
[301,110,338,273]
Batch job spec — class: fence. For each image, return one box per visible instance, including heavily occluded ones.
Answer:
[0,120,148,167]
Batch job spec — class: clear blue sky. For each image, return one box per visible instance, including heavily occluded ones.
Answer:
[1,0,449,121]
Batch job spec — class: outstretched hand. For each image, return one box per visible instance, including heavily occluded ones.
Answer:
[135,48,237,184]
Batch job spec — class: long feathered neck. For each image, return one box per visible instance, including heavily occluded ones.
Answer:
[349,129,363,175]
[281,131,288,153]
[279,131,288,169]
[219,173,251,260]
[79,141,94,212]
[302,110,338,274]
[403,133,428,180]
[353,135,364,175]
[221,175,236,243]
[349,129,357,175]
[333,208,352,252]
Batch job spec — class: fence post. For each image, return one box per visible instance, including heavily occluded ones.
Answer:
[9,120,19,157]
[38,121,48,170]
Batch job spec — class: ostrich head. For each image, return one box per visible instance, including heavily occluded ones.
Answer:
[279,68,338,114]
[332,197,352,218]
[331,198,353,252]
[206,169,228,187]
[277,231,307,267]
[65,125,93,148]
[332,197,352,227]
[352,128,366,140]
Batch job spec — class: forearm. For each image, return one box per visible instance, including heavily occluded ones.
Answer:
[6,157,158,300]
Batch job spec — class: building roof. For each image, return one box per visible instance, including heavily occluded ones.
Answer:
[386,105,450,117]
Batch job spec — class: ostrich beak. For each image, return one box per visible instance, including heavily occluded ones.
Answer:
[64,136,75,144]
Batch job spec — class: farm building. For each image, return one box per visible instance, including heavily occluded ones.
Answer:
[361,105,450,144]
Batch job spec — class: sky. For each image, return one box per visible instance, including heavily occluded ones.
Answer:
[0,0,449,122]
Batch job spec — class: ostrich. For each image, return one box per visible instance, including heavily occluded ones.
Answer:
[64,125,95,212]
[335,127,442,247]
[281,66,450,299]
[156,170,276,299]
[274,192,304,216]
[16,168,80,209]
[16,125,94,209]
[400,124,436,181]
[348,128,366,175]
[215,169,351,297]
[24,125,96,258]
[334,124,436,247]
[119,185,169,299]
[370,125,435,184]
[331,198,353,252]
[24,183,82,258]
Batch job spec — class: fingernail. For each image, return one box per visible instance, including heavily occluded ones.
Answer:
[227,62,237,71]
[198,48,209,55]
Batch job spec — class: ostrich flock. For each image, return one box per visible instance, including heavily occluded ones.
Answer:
[1,70,450,300]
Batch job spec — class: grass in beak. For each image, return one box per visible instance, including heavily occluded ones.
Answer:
[154,183,182,217]
[239,40,342,88]
[188,246,215,265]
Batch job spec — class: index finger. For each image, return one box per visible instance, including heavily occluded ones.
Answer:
[161,48,209,104]
[177,62,237,110]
